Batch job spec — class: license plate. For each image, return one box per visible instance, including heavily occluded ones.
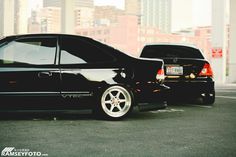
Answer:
[166,66,183,75]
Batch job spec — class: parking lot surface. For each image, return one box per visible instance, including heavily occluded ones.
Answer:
[0,85,236,157]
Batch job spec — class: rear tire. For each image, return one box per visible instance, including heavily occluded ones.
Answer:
[94,86,134,120]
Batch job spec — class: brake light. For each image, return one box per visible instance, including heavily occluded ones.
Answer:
[156,68,165,81]
[199,63,213,77]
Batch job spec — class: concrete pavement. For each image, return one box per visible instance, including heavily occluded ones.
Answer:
[0,86,236,157]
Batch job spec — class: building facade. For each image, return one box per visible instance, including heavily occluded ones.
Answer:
[75,7,94,28]
[28,10,41,33]
[140,0,171,33]
[125,0,172,33]
[94,6,125,26]
[42,0,95,32]
[125,0,141,15]
[40,7,61,33]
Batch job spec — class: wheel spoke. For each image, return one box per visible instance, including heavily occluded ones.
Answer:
[116,91,121,98]
[105,100,112,104]
[117,105,122,111]
[110,105,115,112]
[109,92,114,99]
[119,99,126,103]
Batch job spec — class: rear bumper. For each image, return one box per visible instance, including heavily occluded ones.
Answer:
[165,79,215,98]
[134,83,170,111]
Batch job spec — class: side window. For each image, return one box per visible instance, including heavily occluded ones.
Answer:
[60,36,114,65]
[0,37,57,65]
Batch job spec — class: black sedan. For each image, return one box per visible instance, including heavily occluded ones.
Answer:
[0,34,169,120]
[140,44,215,105]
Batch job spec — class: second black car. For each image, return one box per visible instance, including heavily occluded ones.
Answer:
[140,43,215,105]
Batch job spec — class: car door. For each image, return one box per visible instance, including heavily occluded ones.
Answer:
[59,35,118,102]
[0,36,61,108]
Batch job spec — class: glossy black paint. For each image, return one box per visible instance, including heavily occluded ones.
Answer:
[0,34,168,110]
[140,44,215,101]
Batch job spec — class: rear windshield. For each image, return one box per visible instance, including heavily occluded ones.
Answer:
[141,45,204,59]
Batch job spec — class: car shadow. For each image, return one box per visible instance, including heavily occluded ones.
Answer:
[0,98,209,121]
[167,97,205,106]
[0,110,95,121]
[0,109,183,121]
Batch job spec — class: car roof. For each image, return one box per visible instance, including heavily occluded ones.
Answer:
[144,43,199,50]
[5,33,91,40]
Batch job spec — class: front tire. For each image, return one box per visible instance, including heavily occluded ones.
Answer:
[95,86,133,120]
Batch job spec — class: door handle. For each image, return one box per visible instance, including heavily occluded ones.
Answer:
[38,72,53,78]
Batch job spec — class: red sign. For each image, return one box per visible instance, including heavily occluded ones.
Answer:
[212,47,223,58]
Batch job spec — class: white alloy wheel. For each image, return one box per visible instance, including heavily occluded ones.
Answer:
[101,86,132,119]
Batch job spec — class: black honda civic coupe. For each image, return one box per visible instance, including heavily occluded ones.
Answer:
[0,34,169,120]
[140,44,215,105]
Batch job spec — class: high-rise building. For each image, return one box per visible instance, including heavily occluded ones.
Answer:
[43,0,61,7]
[75,0,94,8]
[125,0,141,25]
[94,6,125,26]
[40,7,61,33]
[125,0,141,15]
[43,0,95,31]
[28,10,41,33]
[125,0,172,33]
[43,0,94,8]
[75,7,94,28]
[140,0,171,33]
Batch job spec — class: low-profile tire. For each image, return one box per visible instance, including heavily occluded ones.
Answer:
[94,85,134,120]
[202,92,215,105]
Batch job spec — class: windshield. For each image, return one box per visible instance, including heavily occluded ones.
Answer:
[141,45,204,59]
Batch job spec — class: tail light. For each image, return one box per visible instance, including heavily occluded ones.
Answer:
[199,63,213,77]
[156,68,165,82]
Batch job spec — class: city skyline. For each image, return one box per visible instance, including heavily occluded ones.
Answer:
[27,0,213,31]
[28,0,125,9]
[1,0,227,36]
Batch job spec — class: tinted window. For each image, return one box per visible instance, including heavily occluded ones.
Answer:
[141,45,204,59]
[0,37,57,65]
[60,36,115,65]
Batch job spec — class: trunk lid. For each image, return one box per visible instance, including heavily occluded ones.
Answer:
[163,58,207,80]
[140,44,210,81]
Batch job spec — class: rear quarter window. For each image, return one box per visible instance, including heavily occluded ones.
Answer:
[60,36,116,65]
[141,45,204,59]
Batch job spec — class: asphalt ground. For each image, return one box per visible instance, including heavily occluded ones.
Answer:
[0,85,236,157]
